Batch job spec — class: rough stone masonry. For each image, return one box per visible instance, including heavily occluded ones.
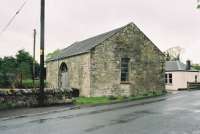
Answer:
[46,23,165,97]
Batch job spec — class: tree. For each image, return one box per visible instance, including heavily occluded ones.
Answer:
[192,64,200,70]
[16,50,33,81]
[46,49,61,60]
[0,49,40,88]
[0,58,2,75]
[16,49,33,65]
[164,46,184,61]
[18,62,32,79]
[0,49,41,88]
[0,58,3,86]
[2,56,17,73]
[197,0,200,9]
[0,56,17,88]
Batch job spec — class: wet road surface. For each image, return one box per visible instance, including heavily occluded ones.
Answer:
[1,91,200,134]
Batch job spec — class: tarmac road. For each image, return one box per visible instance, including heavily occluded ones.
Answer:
[1,91,200,134]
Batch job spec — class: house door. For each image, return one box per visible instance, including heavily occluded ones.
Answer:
[59,63,69,89]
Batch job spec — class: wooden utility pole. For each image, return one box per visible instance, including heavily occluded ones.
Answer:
[33,29,36,90]
[39,0,45,106]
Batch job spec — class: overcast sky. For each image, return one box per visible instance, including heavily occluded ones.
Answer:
[0,0,200,63]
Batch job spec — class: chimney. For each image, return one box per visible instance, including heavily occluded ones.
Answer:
[186,60,191,70]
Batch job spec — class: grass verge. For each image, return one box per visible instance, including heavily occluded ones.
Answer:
[74,91,166,106]
[0,102,16,110]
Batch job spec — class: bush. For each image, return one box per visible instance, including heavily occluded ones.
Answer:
[108,95,117,100]
[143,92,150,97]
[117,96,128,100]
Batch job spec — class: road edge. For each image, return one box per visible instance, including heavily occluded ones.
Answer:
[0,95,168,121]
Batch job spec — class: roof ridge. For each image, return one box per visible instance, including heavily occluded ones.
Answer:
[176,61,182,70]
[47,22,164,62]
[165,60,199,72]
[47,23,132,61]
[70,23,130,46]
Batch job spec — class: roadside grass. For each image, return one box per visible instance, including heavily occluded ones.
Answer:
[0,90,166,110]
[74,90,166,106]
[0,102,16,110]
[74,97,111,105]
[22,79,47,89]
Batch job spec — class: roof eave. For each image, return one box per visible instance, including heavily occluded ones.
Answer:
[46,51,90,63]
[166,70,199,72]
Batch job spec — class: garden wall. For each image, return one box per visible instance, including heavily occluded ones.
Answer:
[0,89,71,110]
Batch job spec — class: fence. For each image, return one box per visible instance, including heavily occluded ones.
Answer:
[187,82,200,90]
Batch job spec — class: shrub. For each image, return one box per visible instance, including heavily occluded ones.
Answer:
[143,92,149,97]
[108,95,117,100]
[117,96,128,100]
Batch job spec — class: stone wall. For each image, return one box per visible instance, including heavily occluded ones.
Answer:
[46,53,91,97]
[0,90,71,109]
[46,61,59,88]
[90,23,165,97]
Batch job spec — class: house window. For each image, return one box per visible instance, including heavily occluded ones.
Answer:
[169,73,172,84]
[165,73,173,84]
[121,58,130,82]
[165,74,168,83]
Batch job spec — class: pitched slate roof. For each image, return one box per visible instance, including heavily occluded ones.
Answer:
[47,22,163,62]
[165,61,198,72]
[47,24,128,62]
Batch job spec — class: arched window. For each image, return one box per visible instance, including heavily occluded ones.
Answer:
[58,63,69,89]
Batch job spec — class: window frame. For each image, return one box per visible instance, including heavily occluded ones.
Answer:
[165,73,173,85]
[120,58,130,83]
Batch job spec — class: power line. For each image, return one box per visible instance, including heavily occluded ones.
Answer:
[0,0,29,36]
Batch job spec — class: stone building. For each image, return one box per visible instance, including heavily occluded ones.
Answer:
[46,23,165,97]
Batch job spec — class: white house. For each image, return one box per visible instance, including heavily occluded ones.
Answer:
[165,60,200,91]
